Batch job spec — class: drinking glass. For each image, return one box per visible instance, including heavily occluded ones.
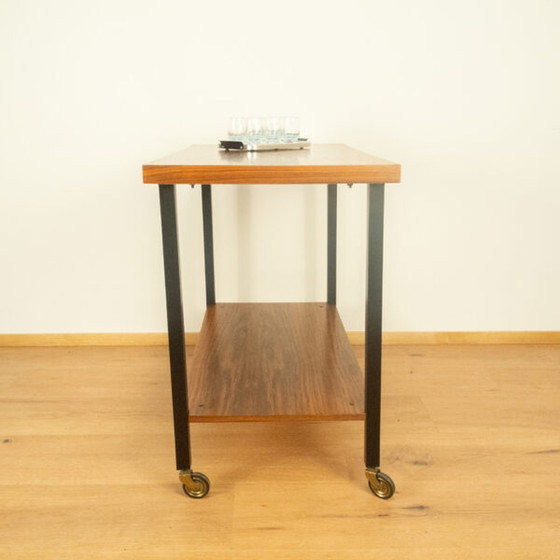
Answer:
[265,116,285,143]
[284,117,300,143]
[246,117,262,144]
[228,117,247,141]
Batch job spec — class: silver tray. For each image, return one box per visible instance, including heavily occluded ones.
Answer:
[219,139,310,152]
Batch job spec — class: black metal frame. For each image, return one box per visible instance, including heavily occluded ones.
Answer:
[327,184,337,305]
[158,184,192,471]
[201,185,216,306]
[364,183,385,470]
[158,181,387,480]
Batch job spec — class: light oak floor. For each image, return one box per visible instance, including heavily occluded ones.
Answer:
[1,344,559,559]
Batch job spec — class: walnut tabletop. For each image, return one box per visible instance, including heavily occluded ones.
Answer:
[142,144,401,185]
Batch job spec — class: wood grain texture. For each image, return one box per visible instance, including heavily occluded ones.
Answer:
[142,144,401,185]
[3,331,559,347]
[1,344,559,559]
[362,330,560,345]
[0,332,188,347]
[188,303,365,421]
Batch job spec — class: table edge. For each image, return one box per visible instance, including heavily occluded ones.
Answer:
[143,163,401,184]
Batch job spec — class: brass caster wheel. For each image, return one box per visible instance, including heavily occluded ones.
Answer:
[179,470,210,499]
[366,468,395,500]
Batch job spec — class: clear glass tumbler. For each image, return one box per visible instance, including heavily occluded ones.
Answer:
[265,116,285,143]
[245,117,262,145]
[228,117,247,141]
[284,117,300,143]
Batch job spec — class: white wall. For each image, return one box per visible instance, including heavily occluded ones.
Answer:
[1,0,559,334]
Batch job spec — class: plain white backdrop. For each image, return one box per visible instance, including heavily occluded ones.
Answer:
[1,0,559,334]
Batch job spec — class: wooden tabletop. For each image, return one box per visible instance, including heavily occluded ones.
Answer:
[143,144,401,185]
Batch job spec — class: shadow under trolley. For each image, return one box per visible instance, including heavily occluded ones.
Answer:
[142,144,401,499]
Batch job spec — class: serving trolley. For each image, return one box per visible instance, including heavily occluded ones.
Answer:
[142,144,401,499]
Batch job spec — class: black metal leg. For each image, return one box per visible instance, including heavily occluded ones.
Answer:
[158,184,192,471]
[201,185,216,306]
[327,184,337,305]
[363,183,395,499]
[364,182,384,469]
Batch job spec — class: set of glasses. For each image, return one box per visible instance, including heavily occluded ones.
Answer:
[228,117,300,144]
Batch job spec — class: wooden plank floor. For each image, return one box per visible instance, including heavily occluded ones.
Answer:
[1,344,559,559]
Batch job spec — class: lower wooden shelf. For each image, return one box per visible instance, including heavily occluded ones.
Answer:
[188,302,365,422]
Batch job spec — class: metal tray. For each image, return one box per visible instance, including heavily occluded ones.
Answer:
[219,139,310,152]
